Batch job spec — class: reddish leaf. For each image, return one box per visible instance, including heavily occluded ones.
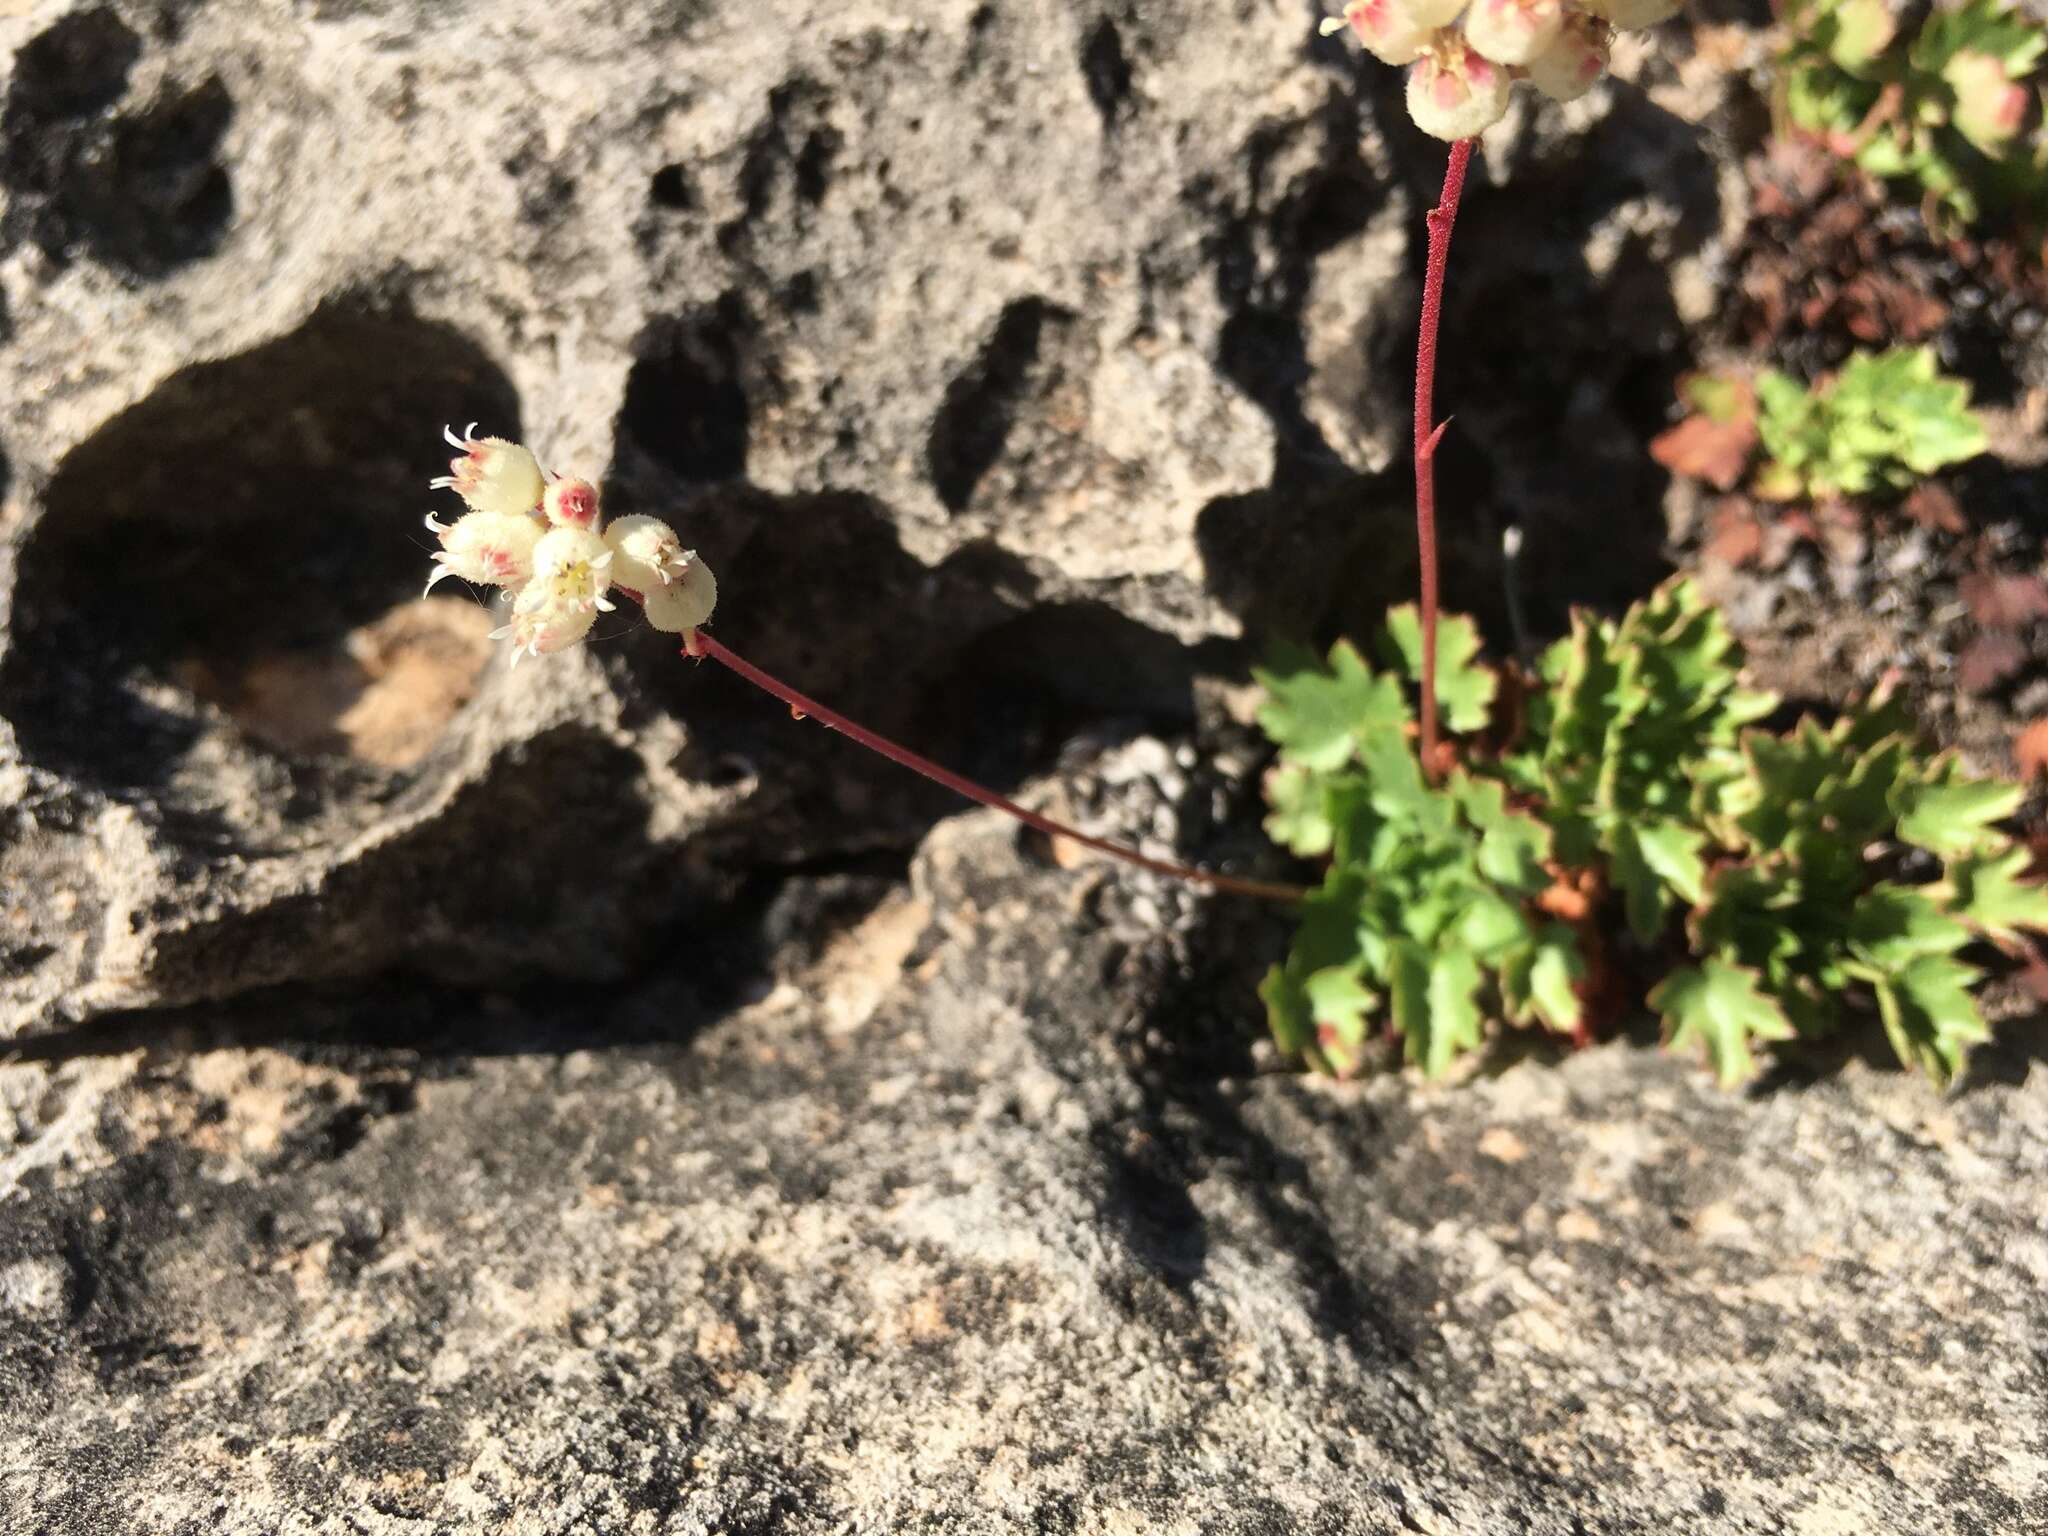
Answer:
[1957,631,2028,694]
[2015,718,2048,781]
[1702,501,1765,566]
[1960,572,2048,629]
[2021,956,2048,1003]
[1901,483,1967,534]
[1650,374,1759,491]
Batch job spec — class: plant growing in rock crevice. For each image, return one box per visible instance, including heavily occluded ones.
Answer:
[1653,346,1988,571]
[1258,577,2048,1086]
[1778,0,2048,231]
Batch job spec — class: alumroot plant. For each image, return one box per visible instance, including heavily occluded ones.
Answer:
[420,429,1306,905]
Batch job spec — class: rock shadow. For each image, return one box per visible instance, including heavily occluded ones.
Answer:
[1,303,520,802]
[1,6,233,276]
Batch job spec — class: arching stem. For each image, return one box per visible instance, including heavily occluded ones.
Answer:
[688,631,1308,905]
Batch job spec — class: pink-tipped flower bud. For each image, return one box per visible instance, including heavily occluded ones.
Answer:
[530,525,616,614]
[544,476,601,529]
[602,514,693,593]
[492,577,600,665]
[432,424,546,516]
[1946,51,2029,149]
[1578,0,1678,29]
[1526,12,1610,100]
[422,509,543,593]
[1324,0,1438,65]
[642,557,718,637]
[1463,0,1564,66]
[1406,35,1511,140]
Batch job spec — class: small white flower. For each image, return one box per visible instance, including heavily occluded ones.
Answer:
[544,476,602,529]
[491,577,600,665]
[1463,0,1564,66]
[1324,0,1437,65]
[1406,34,1511,141]
[642,558,718,637]
[1577,0,1677,29]
[422,509,543,593]
[531,525,616,614]
[1525,11,1610,101]
[603,514,693,593]
[432,424,546,516]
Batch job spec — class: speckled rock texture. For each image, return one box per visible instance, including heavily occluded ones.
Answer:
[4,0,2043,1530]
[5,808,2047,1532]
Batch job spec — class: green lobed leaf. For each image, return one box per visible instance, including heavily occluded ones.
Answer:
[1254,640,1408,772]
[1847,885,1974,970]
[1390,940,1486,1081]
[1650,959,1797,1089]
[1381,607,1499,734]
[1302,965,1380,1076]
[1893,756,2023,858]
[1872,954,1990,1086]
[1451,773,1553,892]
[1501,922,1586,1036]
[1263,763,1335,857]
[1945,845,2048,945]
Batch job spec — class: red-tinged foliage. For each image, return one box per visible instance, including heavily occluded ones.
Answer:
[1900,482,1968,534]
[1960,571,2048,629]
[2014,719,2048,781]
[1957,631,2029,694]
[1650,373,1760,491]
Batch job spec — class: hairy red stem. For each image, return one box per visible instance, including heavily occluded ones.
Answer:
[689,632,1308,905]
[1414,138,1473,782]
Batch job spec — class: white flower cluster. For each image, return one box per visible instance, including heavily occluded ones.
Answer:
[423,426,718,663]
[1323,0,1677,140]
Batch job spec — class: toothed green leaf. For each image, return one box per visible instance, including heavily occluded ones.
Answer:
[1848,885,1974,970]
[1390,940,1485,1081]
[1946,845,2048,945]
[1650,960,1797,1089]
[1872,955,1990,1087]
[1894,757,2023,858]
[1381,606,1498,734]
[1255,640,1408,772]
[1501,922,1587,1036]
[1264,763,1335,857]
[1302,965,1380,1075]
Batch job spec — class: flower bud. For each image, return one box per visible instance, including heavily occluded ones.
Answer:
[422,509,543,593]
[492,576,600,665]
[1526,12,1610,101]
[432,424,546,516]
[1946,51,2028,149]
[642,557,718,636]
[1329,0,1438,65]
[531,525,616,614]
[544,476,601,529]
[1406,35,1511,140]
[1463,0,1563,66]
[1578,0,1678,29]
[602,514,693,593]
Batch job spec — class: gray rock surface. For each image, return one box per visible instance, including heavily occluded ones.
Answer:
[4,807,2046,1532]
[6,0,2043,1531]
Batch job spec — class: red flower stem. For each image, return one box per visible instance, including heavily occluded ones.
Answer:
[1414,137,1473,782]
[688,632,1308,905]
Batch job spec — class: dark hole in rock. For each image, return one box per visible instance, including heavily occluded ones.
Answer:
[1079,18,1134,124]
[649,163,695,211]
[1,306,520,790]
[1,34,234,279]
[5,6,141,123]
[617,300,753,484]
[927,298,1075,514]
